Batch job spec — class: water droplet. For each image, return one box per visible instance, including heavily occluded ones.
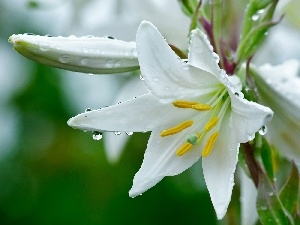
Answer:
[59,54,70,63]
[39,45,49,52]
[85,108,92,112]
[92,131,102,140]
[252,14,259,21]
[257,9,265,14]
[107,36,115,39]
[182,65,189,71]
[260,206,267,211]
[268,192,274,196]
[152,77,159,82]
[139,74,144,80]
[114,132,121,135]
[234,92,239,97]
[106,59,115,68]
[126,132,133,136]
[212,52,220,63]
[114,60,122,67]
[81,58,89,65]
[259,125,268,135]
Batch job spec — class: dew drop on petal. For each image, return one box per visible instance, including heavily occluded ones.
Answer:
[92,131,102,140]
[114,131,121,135]
[59,54,70,63]
[85,108,92,112]
[126,132,133,136]
[139,74,144,80]
[259,125,268,135]
[152,77,159,82]
[212,52,220,63]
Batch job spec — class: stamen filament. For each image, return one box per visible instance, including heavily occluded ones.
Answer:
[160,120,193,137]
[202,132,219,157]
[204,117,218,132]
[176,142,193,156]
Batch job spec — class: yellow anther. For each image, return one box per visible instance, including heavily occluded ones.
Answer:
[172,100,198,108]
[204,117,218,132]
[192,103,212,111]
[160,120,193,137]
[202,132,219,157]
[176,142,193,156]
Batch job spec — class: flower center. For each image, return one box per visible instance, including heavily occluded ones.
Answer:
[160,86,230,157]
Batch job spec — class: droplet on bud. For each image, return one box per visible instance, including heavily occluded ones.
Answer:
[259,125,268,135]
[114,131,121,135]
[126,132,133,136]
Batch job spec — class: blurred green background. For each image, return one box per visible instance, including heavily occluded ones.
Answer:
[1,0,300,224]
[0,1,219,224]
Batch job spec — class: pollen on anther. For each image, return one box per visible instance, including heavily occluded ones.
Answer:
[176,142,193,156]
[202,132,219,157]
[204,117,218,132]
[172,100,198,108]
[160,120,193,137]
[192,104,212,111]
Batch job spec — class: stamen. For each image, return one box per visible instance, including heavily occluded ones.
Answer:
[176,142,193,156]
[160,120,193,137]
[202,132,219,157]
[192,103,212,111]
[172,100,199,108]
[204,117,218,132]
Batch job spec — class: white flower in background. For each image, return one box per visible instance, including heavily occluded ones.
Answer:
[68,21,273,219]
[240,170,258,225]
[255,59,300,162]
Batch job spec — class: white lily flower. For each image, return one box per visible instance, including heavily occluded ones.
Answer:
[255,59,300,162]
[8,34,139,74]
[67,21,273,219]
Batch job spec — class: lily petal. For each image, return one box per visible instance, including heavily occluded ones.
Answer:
[68,93,195,133]
[129,124,205,197]
[202,111,238,219]
[136,21,220,101]
[188,29,221,75]
[8,34,139,74]
[230,92,273,143]
[104,77,148,163]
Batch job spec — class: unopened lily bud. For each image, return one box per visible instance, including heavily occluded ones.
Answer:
[8,34,139,74]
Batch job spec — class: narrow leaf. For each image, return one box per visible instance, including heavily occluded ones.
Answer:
[257,172,293,224]
[279,162,299,215]
[260,137,274,182]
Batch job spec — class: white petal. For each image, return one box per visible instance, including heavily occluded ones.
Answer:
[202,112,238,219]
[188,29,221,75]
[240,170,258,225]
[230,91,273,143]
[9,34,139,74]
[68,92,196,133]
[68,93,163,132]
[129,126,203,197]
[136,21,220,101]
[104,77,148,163]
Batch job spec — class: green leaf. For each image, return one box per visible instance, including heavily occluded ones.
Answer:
[260,137,274,182]
[279,162,299,215]
[257,172,293,224]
